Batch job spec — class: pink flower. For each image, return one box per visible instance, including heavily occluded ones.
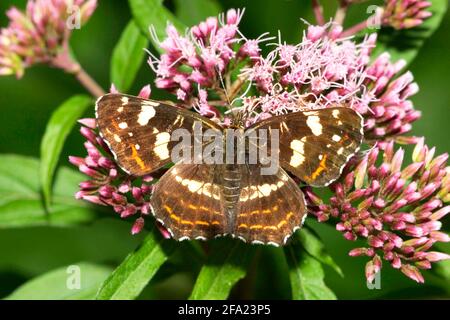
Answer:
[0,0,97,77]
[148,9,266,117]
[306,139,450,283]
[70,86,154,235]
[240,23,420,143]
[382,0,432,30]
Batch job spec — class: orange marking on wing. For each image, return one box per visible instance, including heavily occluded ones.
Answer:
[131,144,146,170]
[250,225,263,230]
[211,221,221,225]
[277,220,287,228]
[188,204,197,210]
[311,154,327,180]
[164,205,194,226]
[195,220,210,226]
[285,212,294,220]
[272,205,279,212]
[263,226,277,231]
[238,223,249,229]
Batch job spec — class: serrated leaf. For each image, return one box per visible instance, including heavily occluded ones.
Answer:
[298,228,343,277]
[0,155,98,228]
[189,240,256,300]
[174,0,222,26]
[372,0,448,65]
[111,20,149,92]
[40,95,92,208]
[285,237,336,300]
[6,263,113,300]
[96,229,175,300]
[129,0,187,53]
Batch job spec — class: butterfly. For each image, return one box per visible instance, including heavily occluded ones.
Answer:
[95,94,363,246]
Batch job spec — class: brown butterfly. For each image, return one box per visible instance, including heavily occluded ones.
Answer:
[96,94,363,246]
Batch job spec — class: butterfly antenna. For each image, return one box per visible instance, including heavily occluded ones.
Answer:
[216,66,232,108]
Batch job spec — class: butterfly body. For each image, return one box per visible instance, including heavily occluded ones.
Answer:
[95,94,364,246]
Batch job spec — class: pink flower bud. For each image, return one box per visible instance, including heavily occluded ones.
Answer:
[131,217,145,235]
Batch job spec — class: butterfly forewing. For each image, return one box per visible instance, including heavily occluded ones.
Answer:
[246,106,363,187]
[95,94,222,176]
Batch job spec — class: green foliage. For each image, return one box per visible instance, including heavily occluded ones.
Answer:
[6,263,113,300]
[174,0,222,26]
[129,0,186,53]
[372,0,448,65]
[40,95,92,208]
[96,229,175,300]
[111,20,149,92]
[0,155,97,228]
[285,235,336,300]
[189,241,256,300]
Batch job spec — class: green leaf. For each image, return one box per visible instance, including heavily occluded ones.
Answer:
[0,155,98,228]
[189,240,255,300]
[298,228,343,277]
[129,0,187,53]
[285,237,336,300]
[40,95,92,208]
[111,20,149,92]
[96,229,175,300]
[174,0,222,26]
[6,263,113,300]
[372,0,448,65]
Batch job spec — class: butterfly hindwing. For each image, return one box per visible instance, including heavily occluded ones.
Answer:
[246,106,363,187]
[150,163,228,240]
[95,93,222,176]
[233,163,306,245]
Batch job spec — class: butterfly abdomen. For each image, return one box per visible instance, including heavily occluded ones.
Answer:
[219,164,242,232]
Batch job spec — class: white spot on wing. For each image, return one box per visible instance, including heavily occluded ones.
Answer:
[135,144,140,150]
[154,132,170,159]
[121,97,129,105]
[289,138,306,167]
[118,122,128,129]
[258,184,272,197]
[332,134,341,142]
[113,134,121,142]
[332,109,340,118]
[137,105,156,126]
[307,115,322,136]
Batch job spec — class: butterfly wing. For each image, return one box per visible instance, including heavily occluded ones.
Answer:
[245,106,363,187]
[96,94,222,176]
[150,163,228,241]
[232,163,306,246]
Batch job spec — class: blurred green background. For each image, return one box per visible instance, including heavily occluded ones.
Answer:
[0,0,449,299]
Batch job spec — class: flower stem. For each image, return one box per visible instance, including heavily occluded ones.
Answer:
[334,0,349,25]
[341,19,370,38]
[74,66,106,98]
[312,0,325,25]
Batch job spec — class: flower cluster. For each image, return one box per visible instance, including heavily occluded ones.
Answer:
[148,8,266,119]
[306,139,450,282]
[240,24,421,144]
[70,86,154,235]
[0,0,97,77]
[381,0,432,30]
